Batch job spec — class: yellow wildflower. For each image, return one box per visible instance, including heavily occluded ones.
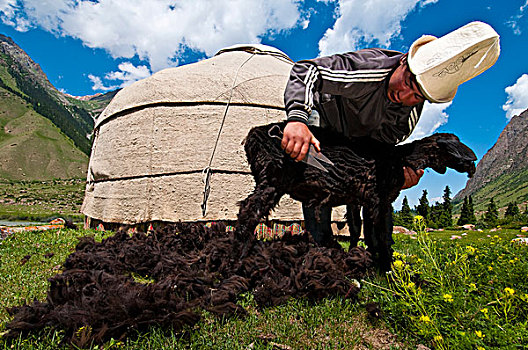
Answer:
[477,347,485,350]
[413,215,425,226]
[475,330,485,338]
[465,245,476,255]
[407,282,415,289]
[469,283,477,290]
[480,308,488,315]
[419,315,431,323]
[488,266,493,271]
[392,260,404,270]
[443,293,454,303]
[504,287,515,296]
[433,335,443,342]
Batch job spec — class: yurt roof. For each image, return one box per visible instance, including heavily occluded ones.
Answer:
[95,44,293,129]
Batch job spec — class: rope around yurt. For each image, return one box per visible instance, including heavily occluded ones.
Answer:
[201,47,294,217]
[201,52,256,216]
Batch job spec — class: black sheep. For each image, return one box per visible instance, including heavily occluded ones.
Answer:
[237,122,477,269]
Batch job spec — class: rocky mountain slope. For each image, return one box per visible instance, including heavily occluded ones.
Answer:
[455,109,528,211]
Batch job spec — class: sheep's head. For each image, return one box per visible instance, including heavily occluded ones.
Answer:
[435,136,477,176]
[403,133,477,177]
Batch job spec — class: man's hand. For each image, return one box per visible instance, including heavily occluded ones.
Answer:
[402,167,424,189]
[281,121,321,161]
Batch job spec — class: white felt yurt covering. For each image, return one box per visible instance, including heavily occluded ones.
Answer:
[81,44,346,225]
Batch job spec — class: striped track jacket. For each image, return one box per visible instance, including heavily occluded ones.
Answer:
[284,48,424,144]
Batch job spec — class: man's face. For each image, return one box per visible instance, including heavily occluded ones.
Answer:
[388,57,426,106]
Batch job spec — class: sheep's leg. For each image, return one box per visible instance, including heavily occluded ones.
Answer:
[302,204,333,245]
[236,182,284,240]
[345,204,362,247]
[363,204,394,271]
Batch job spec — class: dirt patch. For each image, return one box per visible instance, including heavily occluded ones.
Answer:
[5,222,371,347]
[355,326,404,349]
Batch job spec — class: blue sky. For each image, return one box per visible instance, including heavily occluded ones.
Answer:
[0,0,527,208]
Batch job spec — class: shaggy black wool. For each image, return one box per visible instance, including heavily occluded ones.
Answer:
[238,122,477,269]
[6,222,371,347]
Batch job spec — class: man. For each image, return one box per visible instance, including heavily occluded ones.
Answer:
[281,21,500,255]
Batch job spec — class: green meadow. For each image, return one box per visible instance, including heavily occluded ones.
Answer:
[0,179,84,222]
[0,222,526,349]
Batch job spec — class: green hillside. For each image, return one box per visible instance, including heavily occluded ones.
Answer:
[466,168,528,212]
[0,35,94,155]
[0,88,88,180]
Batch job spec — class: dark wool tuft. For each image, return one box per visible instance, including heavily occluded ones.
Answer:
[237,122,477,269]
[5,222,371,347]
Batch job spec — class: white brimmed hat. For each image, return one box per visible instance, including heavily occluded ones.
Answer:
[408,21,500,103]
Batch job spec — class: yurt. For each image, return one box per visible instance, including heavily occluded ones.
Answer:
[81,44,346,229]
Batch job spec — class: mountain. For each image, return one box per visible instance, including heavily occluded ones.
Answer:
[0,34,114,180]
[0,34,115,155]
[0,90,89,180]
[455,109,528,211]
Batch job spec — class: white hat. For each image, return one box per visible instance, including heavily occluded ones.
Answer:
[408,21,500,103]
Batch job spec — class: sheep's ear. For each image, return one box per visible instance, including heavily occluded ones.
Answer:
[432,165,447,174]
[437,138,477,162]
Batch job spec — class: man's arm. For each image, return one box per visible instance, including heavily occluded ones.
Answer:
[282,50,401,160]
[282,55,357,160]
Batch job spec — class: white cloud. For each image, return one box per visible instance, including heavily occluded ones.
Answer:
[506,0,528,35]
[104,62,151,85]
[0,0,30,30]
[503,74,528,119]
[88,74,117,92]
[429,196,442,205]
[1,0,303,89]
[405,101,451,142]
[318,0,438,56]
[88,62,150,91]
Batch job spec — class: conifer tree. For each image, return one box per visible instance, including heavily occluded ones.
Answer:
[457,196,470,225]
[416,190,430,222]
[468,195,476,224]
[428,202,442,229]
[440,186,453,227]
[392,210,403,226]
[504,201,520,221]
[400,196,414,229]
[484,198,499,227]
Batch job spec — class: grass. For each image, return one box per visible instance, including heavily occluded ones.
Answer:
[0,223,527,349]
[361,218,528,349]
[0,228,111,321]
[0,227,400,349]
[0,179,85,221]
[468,168,528,213]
